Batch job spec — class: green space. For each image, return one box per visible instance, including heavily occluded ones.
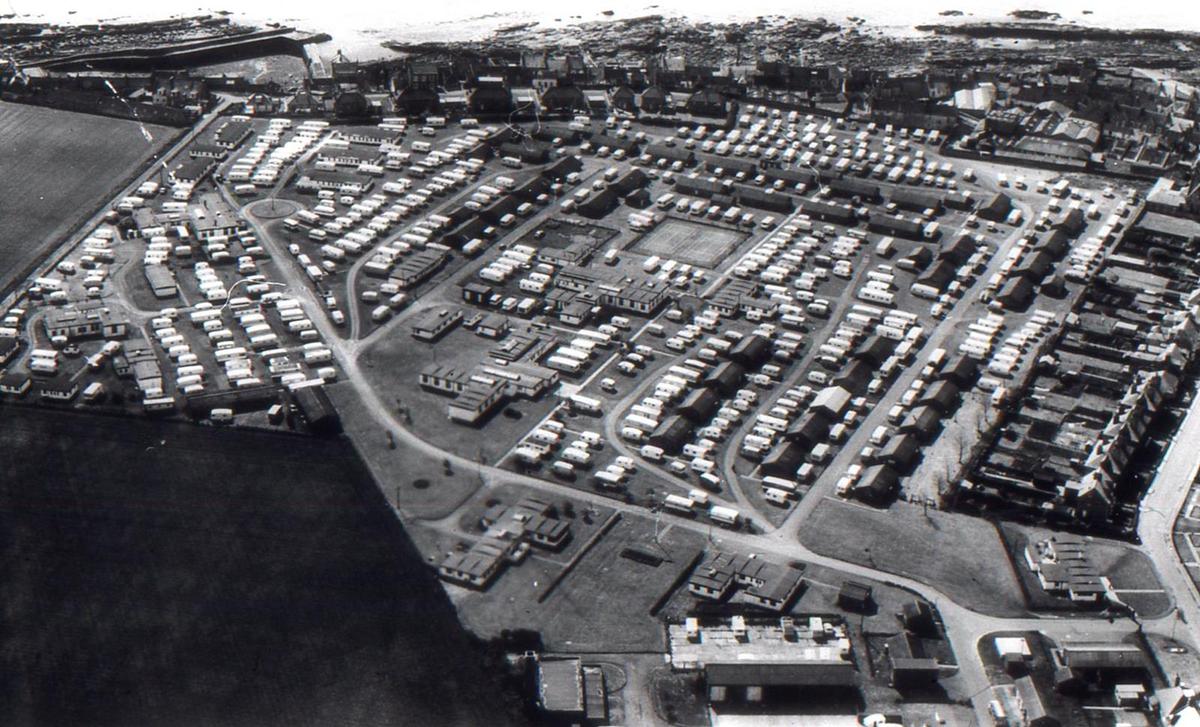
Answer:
[455,514,706,652]
[0,405,522,726]
[998,522,1170,617]
[0,101,176,296]
[357,318,562,463]
[800,498,1028,617]
[325,381,483,521]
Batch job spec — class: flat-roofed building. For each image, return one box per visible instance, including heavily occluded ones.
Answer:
[447,379,506,424]
[410,307,463,341]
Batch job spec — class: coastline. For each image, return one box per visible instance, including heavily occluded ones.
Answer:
[6,1,1200,63]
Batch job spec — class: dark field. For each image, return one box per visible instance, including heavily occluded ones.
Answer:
[0,405,523,726]
[0,101,175,295]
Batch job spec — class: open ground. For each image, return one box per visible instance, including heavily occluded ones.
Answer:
[0,101,176,296]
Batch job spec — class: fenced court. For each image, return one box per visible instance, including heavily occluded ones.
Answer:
[631,217,746,268]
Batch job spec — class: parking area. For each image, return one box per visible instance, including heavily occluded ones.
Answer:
[0,115,341,422]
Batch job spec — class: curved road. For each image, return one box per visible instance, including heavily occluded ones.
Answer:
[231,165,1197,727]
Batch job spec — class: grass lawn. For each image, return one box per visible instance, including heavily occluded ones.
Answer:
[0,101,177,296]
[325,381,484,521]
[455,515,705,652]
[0,405,522,726]
[998,522,1170,618]
[800,498,1028,617]
[358,321,564,464]
[631,217,746,269]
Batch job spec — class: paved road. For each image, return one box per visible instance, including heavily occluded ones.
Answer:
[1140,379,1200,633]
[232,148,1198,727]
[0,97,235,315]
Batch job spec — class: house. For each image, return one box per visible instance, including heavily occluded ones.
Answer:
[900,405,941,441]
[919,379,960,414]
[610,85,637,113]
[440,496,572,588]
[678,388,720,423]
[760,441,808,478]
[877,433,922,472]
[211,118,252,149]
[686,88,728,118]
[438,538,511,588]
[639,86,669,114]
[144,265,178,298]
[419,364,475,395]
[868,212,926,241]
[541,85,588,114]
[704,361,745,396]
[730,335,772,367]
[469,82,513,115]
[650,415,693,453]
[976,192,1013,222]
[171,156,217,185]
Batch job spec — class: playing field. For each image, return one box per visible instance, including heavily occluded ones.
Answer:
[0,406,519,726]
[0,101,175,296]
[632,218,746,268]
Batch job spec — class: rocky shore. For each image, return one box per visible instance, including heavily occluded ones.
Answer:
[0,15,256,62]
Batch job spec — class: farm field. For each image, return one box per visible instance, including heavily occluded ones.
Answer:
[0,101,176,296]
[0,406,524,726]
[631,217,746,268]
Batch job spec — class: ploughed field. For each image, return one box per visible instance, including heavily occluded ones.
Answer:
[0,406,522,726]
[0,101,173,295]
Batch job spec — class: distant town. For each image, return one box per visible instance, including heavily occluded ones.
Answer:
[4,10,1200,727]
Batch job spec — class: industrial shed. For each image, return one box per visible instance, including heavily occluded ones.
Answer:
[760,441,809,478]
[730,335,772,367]
[869,212,926,240]
[919,379,960,414]
[678,388,721,424]
[852,464,900,504]
[889,186,944,215]
[785,410,833,449]
[650,415,693,453]
[900,405,942,441]
[877,433,922,472]
[704,361,746,396]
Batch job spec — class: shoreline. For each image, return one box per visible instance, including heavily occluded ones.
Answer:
[6,5,1200,64]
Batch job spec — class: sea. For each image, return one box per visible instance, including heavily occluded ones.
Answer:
[5,0,1200,61]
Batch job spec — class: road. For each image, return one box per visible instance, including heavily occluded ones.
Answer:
[1140,378,1200,633]
[230,145,1199,727]
[0,97,235,315]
